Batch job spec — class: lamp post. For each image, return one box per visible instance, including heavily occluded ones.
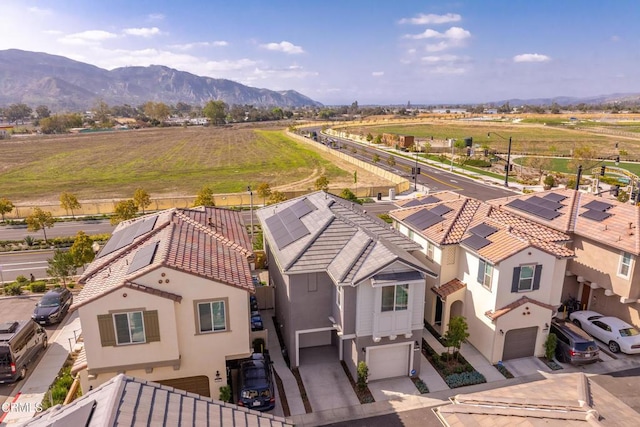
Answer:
[487,132,512,187]
[449,138,454,172]
[575,155,620,192]
[247,186,254,245]
[414,145,419,192]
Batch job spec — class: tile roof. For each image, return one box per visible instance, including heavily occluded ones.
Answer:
[390,192,573,263]
[485,296,556,321]
[434,373,635,425]
[257,191,436,285]
[74,208,254,309]
[22,374,293,427]
[431,279,466,300]
[489,188,640,255]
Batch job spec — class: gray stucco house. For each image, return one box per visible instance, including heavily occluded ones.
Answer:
[257,191,436,381]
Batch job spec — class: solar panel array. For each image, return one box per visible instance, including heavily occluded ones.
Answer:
[403,195,441,208]
[461,234,491,251]
[506,199,562,221]
[543,193,567,203]
[127,242,159,274]
[583,200,613,212]
[266,201,316,249]
[528,196,563,211]
[430,204,453,216]
[580,209,612,222]
[405,209,444,230]
[99,215,159,258]
[469,223,498,238]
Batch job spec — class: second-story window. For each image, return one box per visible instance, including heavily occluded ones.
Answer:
[381,284,409,312]
[511,264,542,293]
[114,311,145,345]
[197,300,227,333]
[619,252,632,278]
[477,259,493,289]
[426,241,435,260]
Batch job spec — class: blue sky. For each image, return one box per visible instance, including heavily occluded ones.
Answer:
[1,1,639,106]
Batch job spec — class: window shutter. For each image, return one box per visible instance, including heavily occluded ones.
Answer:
[511,267,521,293]
[477,260,485,284]
[143,310,161,343]
[533,265,543,290]
[97,314,116,347]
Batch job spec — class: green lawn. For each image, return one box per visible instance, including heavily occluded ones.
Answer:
[0,126,348,202]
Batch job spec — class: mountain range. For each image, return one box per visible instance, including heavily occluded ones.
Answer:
[0,49,323,111]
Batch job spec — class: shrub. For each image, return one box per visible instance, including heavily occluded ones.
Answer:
[4,282,23,296]
[544,333,558,360]
[30,281,48,293]
[465,158,491,167]
[412,378,429,393]
[219,385,231,403]
[544,174,556,188]
[445,371,486,388]
[357,361,369,391]
[494,363,514,378]
[24,235,35,246]
[15,275,29,285]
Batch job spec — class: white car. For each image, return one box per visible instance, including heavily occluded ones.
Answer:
[569,310,640,354]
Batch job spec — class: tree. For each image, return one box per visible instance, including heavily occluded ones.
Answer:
[143,101,171,124]
[93,100,112,126]
[35,105,51,119]
[69,231,95,269]
[373,134,383,144]
[314,175,329,192]
[372,153,380,163]
[60,192,81,218]
[256,183,272,205]
[193,186,215,206]
[26,207,55,243]
[47,249,76,287]
[544,332,558,360]
[111,199,138,225]
[0,197,14,221]
[340,188,360,203]
[568,145,598,176]
[443,316,469,361]
[203,100,228,125]
[5,103,32,123]
[366,133,373,142]
[387,155,396,166]
[133,188,152,214]
[267,191,287,205]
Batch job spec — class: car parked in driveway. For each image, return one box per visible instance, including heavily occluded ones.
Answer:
[569,310,640,354]
[237,352,275,411]
[32,287,73,325]
[550,319,599,364]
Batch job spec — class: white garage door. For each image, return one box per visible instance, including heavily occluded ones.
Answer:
[367,343,410,381]
[503,327,538,360]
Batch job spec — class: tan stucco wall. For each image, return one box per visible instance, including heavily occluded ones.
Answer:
[79,266,252,398]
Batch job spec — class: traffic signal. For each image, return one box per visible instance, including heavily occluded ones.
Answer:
[600,166,606,176]
[411,167,420,175]
[613,185,620,197]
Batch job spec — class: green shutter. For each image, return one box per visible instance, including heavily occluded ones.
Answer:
[97,314,116,347]
[533,265,543,290]
[511,267,521,293]
[143,310,161,343]
[477,260,485,284]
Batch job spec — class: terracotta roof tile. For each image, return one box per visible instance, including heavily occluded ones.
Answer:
[485,296,556,321]
[432,278,466,300]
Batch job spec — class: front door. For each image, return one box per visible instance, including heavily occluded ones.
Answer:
[435,297,443,325]
[580,284,591,311]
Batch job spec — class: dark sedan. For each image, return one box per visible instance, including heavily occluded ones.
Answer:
[32,287,73,325]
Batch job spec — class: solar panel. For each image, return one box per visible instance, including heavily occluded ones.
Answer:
[289,198,315,218]
[265,214,293,249]
[265,207,310,249]
[403,199,426,208]
[461,234,491,251]
[583,200,613,212]
[506,199,561,221]
[135,215,158,238]
[529,196,563,211]
[543,193,567,202]
[580,209,612,222]
[430,204,453,216]
[422,196,441,204]
[127,242,159,274]
[405,209,444,230]
[469,223,498,238]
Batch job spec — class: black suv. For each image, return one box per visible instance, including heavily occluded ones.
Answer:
[237,353,275,411]
[32,287,73,325]
[550,319,599,365]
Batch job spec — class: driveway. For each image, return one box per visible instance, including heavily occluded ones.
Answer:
[297,346,359,412]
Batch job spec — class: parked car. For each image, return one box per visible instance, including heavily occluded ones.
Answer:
[0,320,48,383]
[569,310,640,354]
[550,319,599,364]
[251,311,264,331]
[237,353,275,411]
[32,287,73,325]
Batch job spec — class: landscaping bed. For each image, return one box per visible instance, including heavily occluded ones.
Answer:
[538,357,563,371]
[340,361,375,404]
[493,363,514,378]
[410,376,429,393]
[421,338,486,388]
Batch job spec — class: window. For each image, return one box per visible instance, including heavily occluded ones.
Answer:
[114,311,145,345]
[511,265,542,293]
[336,286,342,309]
[477,259,493,289]
[619,252,632,277]
[381,284,409,312]
[426,241,435,260]
[407,229,415,240]
[97,310,160,347]
[197,300,227,333]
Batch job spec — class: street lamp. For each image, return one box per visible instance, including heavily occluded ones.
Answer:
[575,155,620,191]
[488,132,512,187]
[449,138,454,172]
[413,144,419,192]
[247,186,254,245]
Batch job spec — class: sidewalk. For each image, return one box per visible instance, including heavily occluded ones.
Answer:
[1,312,81,426]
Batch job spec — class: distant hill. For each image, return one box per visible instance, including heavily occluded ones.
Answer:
[0,49,323,111]
[492,93,640,107]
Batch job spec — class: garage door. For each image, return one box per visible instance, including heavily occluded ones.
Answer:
[368,343,410,381]
[156,375,210,397]
[503,327,538,360]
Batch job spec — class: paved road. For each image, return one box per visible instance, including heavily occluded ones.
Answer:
[0,219,114,241]
[0,250,56,283]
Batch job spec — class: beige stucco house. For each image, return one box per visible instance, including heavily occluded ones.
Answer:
[71,207,255,398]
[490,188,640,328]
[390,192,573,363]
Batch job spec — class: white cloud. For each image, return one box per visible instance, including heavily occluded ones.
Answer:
[404,27,471,52]
[429,66,466,75]
[372,71,384,77]
[169,41,228,50]
[123,27,162,38]
[147,13,165,21]
[58,30,118,46]
[212,41,228,47]
[204,58,258,72]
[43,30,63,35]
[399,13,461,25]
[260,41,304,54]
[28,7,52,16]
[513,53,551,63]
[421,54,461,63]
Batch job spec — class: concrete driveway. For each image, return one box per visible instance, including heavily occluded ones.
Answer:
[297,346,359,412]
